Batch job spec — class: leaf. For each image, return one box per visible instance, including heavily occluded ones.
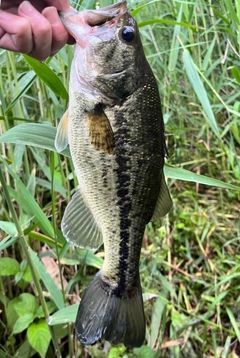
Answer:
[12,313,35,334]
[0,236,19,251]
[16,339,36,358]
[0,123,70,158]
[4,71,36,114]
[0,258,19,276]
[29,248,65,310]
[7,297,21,330]
[164,164,240,191]
[226,307,240,342]
[82,249,103,269]
[133,345,155,358]
[22,265,33,283]
[13,293,37,316]
[108,346,126,358]
[31,149,66,198]
[27,167,36,197]
[27,320,51,357]
[23,55,69,100]
[15,271,23,284]
[149,295,167,348]
[48,303,79,325]
[79,0,96,10]
[223,0,240,27]
[0,221,18,237]
[14,144,25,172]
[0,155,55,238]
[138,19,197,31]
[168,4,182,71]
[182,49,220,138]
[231,66,240,83]
[27,231,62,248]
[130,0,163,15]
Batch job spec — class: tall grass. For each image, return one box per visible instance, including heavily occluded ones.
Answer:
[0,0,240,357]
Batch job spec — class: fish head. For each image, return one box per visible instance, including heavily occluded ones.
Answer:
[60,1,147,103]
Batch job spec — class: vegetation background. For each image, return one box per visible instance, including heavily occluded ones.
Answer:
[0,0,240,357]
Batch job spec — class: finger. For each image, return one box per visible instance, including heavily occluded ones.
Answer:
[18,1,52,61]
[42,6,69,55]
[0,10,33,53]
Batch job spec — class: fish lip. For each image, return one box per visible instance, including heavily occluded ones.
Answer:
[59,1,127,27]
[58,10,78,17]
[59,1,128,44]
[89,0,127,15]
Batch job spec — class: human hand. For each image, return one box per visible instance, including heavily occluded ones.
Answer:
[0,1,75,61]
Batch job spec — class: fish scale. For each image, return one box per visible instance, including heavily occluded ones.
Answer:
[55,0,172,348]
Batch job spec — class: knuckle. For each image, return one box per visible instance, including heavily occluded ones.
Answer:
[37,22,52,36]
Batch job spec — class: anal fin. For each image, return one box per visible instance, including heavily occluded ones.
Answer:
[62,189,103,251]
[151,173,172,221]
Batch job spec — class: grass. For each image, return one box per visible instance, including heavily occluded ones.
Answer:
[0,0,240,357]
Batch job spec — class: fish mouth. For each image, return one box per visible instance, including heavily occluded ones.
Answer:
[86,1,127,26]
[59,1,127,33]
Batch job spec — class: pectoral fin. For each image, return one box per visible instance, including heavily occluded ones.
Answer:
[55,110,69,152]
[62,189,103,251]
[87,105,114,155]
[151,174,172,221]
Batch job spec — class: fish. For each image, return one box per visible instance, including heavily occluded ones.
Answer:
[55,0,172,348]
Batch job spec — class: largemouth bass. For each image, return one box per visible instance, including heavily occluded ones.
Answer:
[55,0,172,348]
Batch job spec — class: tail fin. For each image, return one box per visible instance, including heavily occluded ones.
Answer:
[76,271,145,348]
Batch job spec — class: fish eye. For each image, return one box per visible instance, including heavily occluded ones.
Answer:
[121,27,134,42]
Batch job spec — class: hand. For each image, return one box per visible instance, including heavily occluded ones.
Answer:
[0,1,75,61]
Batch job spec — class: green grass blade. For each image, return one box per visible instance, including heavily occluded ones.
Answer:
[226,307,240,341]
[0,221,18,237]
[139,19,197,31]
[0,155,55,238]
[80,0,95,10]
[168,4,182,71]
[29,248,65,310]
[164,164,240,191]
[224,0,240,27]
[182,49,221,139]
[4,71,36,114]
[0,123,71,157]
[23,55,69,100]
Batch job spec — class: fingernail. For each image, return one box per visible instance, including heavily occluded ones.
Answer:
[19,1,35,16]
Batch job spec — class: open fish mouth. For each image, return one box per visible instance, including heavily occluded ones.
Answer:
[87,0,127,26]
[59,0,127,29]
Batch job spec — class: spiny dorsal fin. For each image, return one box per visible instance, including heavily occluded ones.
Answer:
[151,174,172,221]
[62,189,103,251]
[87,105,114,155]
[55,109,69,152]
